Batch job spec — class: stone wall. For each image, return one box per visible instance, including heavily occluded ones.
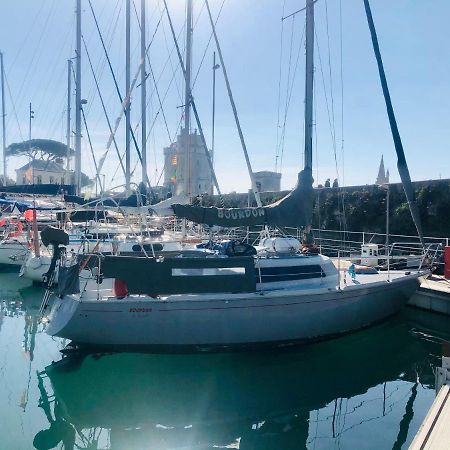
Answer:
[203,179,450,238]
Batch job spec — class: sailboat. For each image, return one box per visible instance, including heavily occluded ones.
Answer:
[43,0,430,350]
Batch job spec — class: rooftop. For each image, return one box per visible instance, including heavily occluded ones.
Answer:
[16,160,66,173]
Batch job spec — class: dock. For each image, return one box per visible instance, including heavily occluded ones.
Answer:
[409,357,450,449]
[408,275,450,316]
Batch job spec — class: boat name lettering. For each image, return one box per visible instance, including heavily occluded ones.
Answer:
[217,208,265,220]
[129,308,152,313]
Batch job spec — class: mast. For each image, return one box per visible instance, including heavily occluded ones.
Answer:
[304,0,314,171]
[125,0,131,194]
[140,0,147,187]
[75,0,82,194]
[0,52,6,184]
[184,0,193,197]
[66,59,72,172]
[363,0,425,249]
[205,0,262,207]
[211,51,219,195]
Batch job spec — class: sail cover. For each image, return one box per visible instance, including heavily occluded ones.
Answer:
[172,168,314,228]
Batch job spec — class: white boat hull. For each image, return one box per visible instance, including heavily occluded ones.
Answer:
[46,271,425,350]
[20,254,52,282]
[0,239,29,266]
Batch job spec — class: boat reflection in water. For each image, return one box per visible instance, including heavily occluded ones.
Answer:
[33,312,448,450]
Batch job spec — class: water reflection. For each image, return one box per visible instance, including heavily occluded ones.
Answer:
[1,284,46,413]
[33,311,449,450]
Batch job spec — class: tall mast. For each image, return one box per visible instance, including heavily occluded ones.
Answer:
[125,0,131,193]
[184,0,193,197]
[363,0,425,249]
[211,51,219,195]
[0,52,6,184]
[304,0,314,171]
[66,59,72,172]
[140,0,147,187]
[75,0,82,194]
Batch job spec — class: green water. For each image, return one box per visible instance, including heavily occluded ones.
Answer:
[1,268,449,450]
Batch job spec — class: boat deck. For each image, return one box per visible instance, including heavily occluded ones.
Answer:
[338,267,421,290]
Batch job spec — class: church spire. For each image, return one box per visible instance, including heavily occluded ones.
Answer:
[376,155,388,185]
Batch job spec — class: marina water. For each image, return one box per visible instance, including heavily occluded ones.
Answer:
[1,268,449,450]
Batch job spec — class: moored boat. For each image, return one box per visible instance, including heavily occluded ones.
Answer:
[43,0,432,351]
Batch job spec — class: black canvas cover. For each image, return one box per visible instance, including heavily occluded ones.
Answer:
[56,210,109,223]
[41,226,70,246]
[172,168,314,228]
[57,264,80,296]
[102,256,256,295]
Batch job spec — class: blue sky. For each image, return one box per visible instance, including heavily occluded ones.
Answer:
[0,0,449,192]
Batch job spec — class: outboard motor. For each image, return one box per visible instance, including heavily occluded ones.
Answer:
[38,227,78,316]
[41,226,70,285]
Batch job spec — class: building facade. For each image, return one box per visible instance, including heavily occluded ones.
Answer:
[16,160,71,185]
[163,129,213,196]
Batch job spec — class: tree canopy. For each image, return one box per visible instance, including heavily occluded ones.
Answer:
[81,172,94,188]
[6,139,74,162]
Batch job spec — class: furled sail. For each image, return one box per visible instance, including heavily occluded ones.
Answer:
[172,168,314,228]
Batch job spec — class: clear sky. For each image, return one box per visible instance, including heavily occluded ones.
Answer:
[0,0,449,193]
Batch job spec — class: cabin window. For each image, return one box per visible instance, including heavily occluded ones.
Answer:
[61,177,65,185]
[49,176,54,184]
[258,264,325,283]
[172,267,246,276]
[22,177,26,184]
[36,175,42,184]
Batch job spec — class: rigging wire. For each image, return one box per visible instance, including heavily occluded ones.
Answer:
[7,5,45,72]
[324,0,336,159]
[278,16,296,172]
[110,2,180,183]
[326,0,348,243]
[191,0,227,89]
[315,25,343,233]
[275,0,287,172]
[313,75,322,251]
[9,0,58,120]
[278,22,306,174]
[3,72,25,142]
[131,0,172,142]
[315,29,338,178]
[87,0,144,171]
[163,0,224,200]
[282,0,319,22]
[338,0,348,237]
[158,1,185,106]
[81,105,103,192]
[84,0,123,118]
[81,34,126,180]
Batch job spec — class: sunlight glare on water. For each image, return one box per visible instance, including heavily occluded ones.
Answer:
[0,268,449,450]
